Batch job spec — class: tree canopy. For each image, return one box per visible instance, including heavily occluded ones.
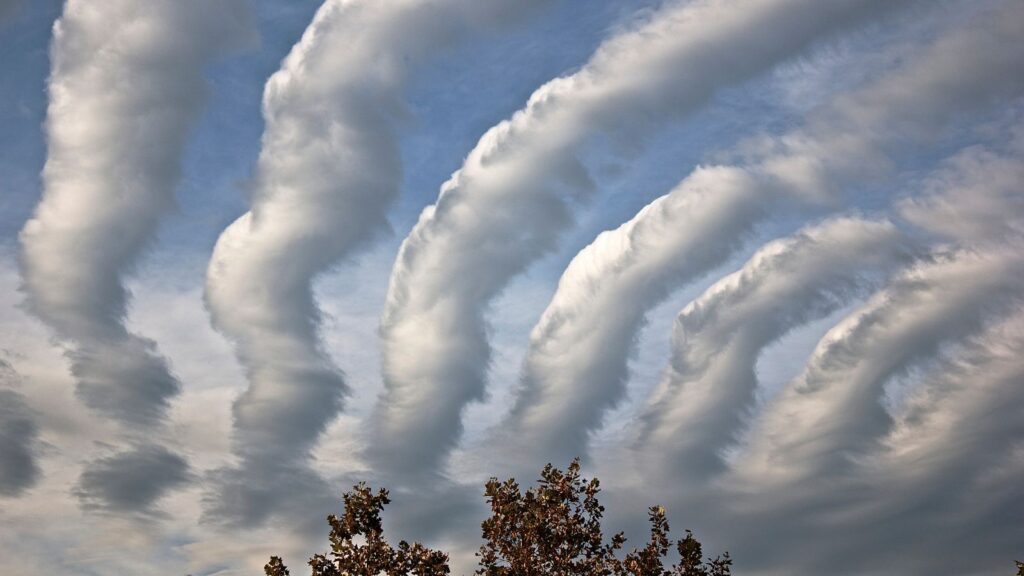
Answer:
[266,459,729,576]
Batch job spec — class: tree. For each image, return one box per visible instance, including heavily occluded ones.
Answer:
[265,483,449,576]
[477,460,730,576]
[267,460,729,576]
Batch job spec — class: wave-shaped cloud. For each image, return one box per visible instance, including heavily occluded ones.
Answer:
[375,0,908,479]
[4,2,1024,575]
[734,246,1024,487]
[489,0,1024,474]
[17,0,253,515]
[638,217,908,478]
[203,0,551,524]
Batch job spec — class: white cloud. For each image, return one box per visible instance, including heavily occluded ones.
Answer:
[203,0,552,525]
[375,0,909,479]
[733,247,1024,486]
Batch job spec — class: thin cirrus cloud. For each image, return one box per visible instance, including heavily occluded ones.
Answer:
[203,0,551,525]
[374,0,910,479]
[16,0,253,513]
[484,0,1024,474]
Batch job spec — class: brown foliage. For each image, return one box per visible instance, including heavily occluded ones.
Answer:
[476,459,730,576]
[265,483,449,576]
[266,460,729,576]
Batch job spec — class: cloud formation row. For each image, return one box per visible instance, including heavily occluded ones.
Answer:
[6,0,1023,574]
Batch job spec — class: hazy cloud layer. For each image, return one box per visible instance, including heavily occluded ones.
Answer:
[376,0,907,478]
[19,0,253,428]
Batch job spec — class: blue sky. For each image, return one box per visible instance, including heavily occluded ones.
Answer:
[1,1,1022,575]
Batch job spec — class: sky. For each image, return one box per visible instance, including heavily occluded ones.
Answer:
[0,0,1022,574]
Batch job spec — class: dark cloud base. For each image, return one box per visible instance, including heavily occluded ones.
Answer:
[75,444,191,516]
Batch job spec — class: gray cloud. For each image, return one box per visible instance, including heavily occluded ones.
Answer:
[485,0,1024,476]
[0,361,41,497]
[203,0,550,524]
[19,0,254,429]
[859,312,1024,569]
[203,461,336,528]
[685,107,1024,574]
[66,337,181,429]
[75,444,191,516]
[637,217,907,479]
[731,0,1024,203]
[733,246,1024,487]
[375,0,910,479]
[633,301,1024,576]
[491,166,767,472]
[901,125,1024,246]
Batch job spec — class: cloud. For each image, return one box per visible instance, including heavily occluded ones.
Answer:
[203,0,550,524]
[901,125,1024,245]
[615,108,1024,574]
[375,0,909,479]
[731,0,1024,202]
[636,217,907,479]
[882,309,1024,495]
[733,246,1024,487]
[75,444,191,516]
[3,2,1024,575]
[485,0,1024,475]
[0,362,41,497]
[203,461,335,528]
[491,166,767,471]
[650,294,1024,575]
[18,0,254,429]
[857,312,1024,571]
